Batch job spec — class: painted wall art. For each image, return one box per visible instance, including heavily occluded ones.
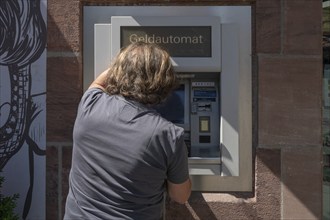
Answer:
[0,0,47,219]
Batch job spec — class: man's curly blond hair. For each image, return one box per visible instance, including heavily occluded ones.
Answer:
[105,42,177,105]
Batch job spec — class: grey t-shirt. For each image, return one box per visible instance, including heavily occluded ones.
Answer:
[64,88,189,220]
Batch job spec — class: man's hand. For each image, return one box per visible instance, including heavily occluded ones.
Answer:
[167,178,191,204]
[89,68,109,91]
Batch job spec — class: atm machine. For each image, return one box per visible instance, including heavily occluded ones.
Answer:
[155,73,221,176]
[93,14,252,192]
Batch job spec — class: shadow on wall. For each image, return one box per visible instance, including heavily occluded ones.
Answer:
[166,193,218,220]
[164,148,281,220]
[166,192,258,220]
[256,146,322,219]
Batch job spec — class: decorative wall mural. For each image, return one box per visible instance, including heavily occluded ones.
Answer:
[0,0,47,219]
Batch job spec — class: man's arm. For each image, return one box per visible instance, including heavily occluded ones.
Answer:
[167,178,191,204]
[89,68,109,91]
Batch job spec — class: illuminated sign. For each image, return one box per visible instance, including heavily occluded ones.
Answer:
[120,26,211,57]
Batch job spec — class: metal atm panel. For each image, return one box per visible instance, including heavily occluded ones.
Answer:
[190,78,220,159]
[155,72,221,178]
[91,11,252,191]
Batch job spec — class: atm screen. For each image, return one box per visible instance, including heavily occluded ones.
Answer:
[154,84,185,124]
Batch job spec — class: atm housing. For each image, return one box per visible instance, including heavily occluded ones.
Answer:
[93,15,250,191]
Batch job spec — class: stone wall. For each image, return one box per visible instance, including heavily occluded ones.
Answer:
[46,0,323,219]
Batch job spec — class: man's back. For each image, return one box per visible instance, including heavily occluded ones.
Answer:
[64,88,188,220]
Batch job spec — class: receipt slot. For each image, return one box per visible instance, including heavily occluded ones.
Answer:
[92,12,252,192]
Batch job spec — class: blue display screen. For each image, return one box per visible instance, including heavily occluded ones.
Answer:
[154,84,185,124]
[194,90,216,97]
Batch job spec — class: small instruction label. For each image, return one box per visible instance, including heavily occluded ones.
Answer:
[192,82,215,87]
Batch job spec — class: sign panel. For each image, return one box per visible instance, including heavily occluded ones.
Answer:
[110,16,221,72]
[120,26,211,57]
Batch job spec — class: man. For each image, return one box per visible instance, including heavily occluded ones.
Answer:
[64,42,191,220]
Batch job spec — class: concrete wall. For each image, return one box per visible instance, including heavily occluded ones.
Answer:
[46,0,323,219]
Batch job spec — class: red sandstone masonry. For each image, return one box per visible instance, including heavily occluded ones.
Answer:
[256,0,281,53]
[282,146,323,219]
[46,146,59,220]
[165,148,281,220]
[47,0,80,52]
[258,56,322,146]
[255,148,281,219]
[283,0,322,55]
[47,0,82,141]
[47,56,82,141]
[61,146,73,220]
